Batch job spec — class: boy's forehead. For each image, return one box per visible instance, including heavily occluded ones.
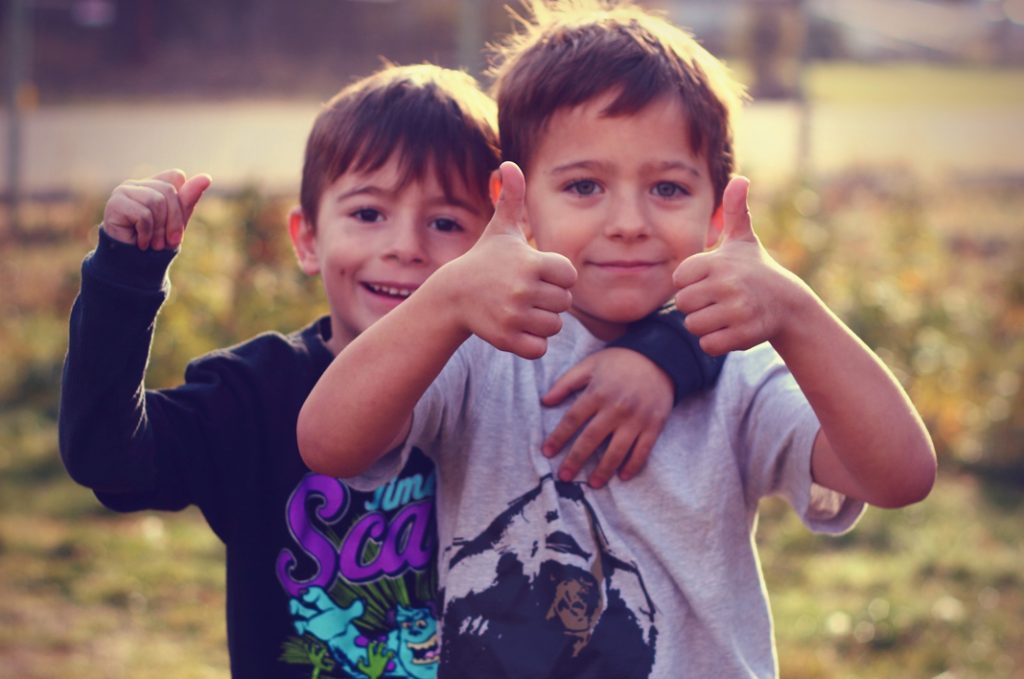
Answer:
[528,92,707,175]
[325,160,488,213]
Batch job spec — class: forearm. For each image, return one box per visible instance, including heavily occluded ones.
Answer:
[773,285,936,508]
[59,230,174,490]
[297,272,468,477]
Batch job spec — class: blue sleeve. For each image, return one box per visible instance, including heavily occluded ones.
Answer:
[609,304,726,404]
[59,228,181,501]
[58,229,241,525]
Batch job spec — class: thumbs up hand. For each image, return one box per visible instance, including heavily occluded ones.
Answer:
[672,176,811,356]
[102,169,212,250]
[445,161,577,359]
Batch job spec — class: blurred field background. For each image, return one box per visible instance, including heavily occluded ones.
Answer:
[1,1,1023,678]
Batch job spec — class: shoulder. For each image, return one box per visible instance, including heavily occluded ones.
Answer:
[185,317,331,383]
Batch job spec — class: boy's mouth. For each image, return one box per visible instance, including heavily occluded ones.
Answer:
[591,259,662,271]
[362,282,417,300]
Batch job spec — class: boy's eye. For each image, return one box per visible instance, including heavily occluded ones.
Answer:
[352,208,384,223]
[653,182,688,199]
[430,217,463,233]
[567,180,600,196]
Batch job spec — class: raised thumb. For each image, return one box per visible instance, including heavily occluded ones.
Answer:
[179,173,212,221]
[484,161,528,239]
[719,175,756,243]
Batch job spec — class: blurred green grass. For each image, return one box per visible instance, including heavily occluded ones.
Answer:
[1,63,1022,678]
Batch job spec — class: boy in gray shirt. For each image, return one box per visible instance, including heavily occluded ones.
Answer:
[299,2,936,676]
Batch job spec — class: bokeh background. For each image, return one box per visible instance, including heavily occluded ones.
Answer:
[1,1,1022,677]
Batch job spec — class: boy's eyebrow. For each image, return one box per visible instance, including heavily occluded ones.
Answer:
[549,159,703,179]
[548,160,610,176]
[426,194,486,216]
[646,160,703,179]
[334,184,389,204]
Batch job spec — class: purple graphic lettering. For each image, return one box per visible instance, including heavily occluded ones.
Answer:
[276,474,350,597]
[383,501,433,572]
[338,512,388,582]
[339,500,433,583]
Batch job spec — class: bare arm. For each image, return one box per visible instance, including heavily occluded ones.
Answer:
[297,162,576,477]
[773,280,935,508]
[297,274,468,477]
[675,177,935,508]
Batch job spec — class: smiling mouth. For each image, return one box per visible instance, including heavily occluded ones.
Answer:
[363,283,416,299]
[592,261,660,270]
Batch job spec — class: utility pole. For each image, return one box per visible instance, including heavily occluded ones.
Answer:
[5,0,31,238]
[457,0,485,78]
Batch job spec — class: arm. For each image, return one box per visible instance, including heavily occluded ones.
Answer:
[298,162,576,477]
[539,308,726,487]
[610,306,726,402]
[296,273,471,478]
[60,229,176,491]
[59,170,211,498]
[674,177,935,509]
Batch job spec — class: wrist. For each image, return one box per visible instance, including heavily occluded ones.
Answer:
[416,262,474,345]
[89,226,177,292]
[770,275,828,359]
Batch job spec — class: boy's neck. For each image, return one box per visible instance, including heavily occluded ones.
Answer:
[322,316,350,357]
[569,308,629,342]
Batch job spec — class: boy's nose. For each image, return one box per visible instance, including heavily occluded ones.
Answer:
[384,225,427,264]
[604,195,651,240]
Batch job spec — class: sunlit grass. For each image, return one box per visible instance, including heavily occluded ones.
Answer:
[0,419,228,679]
[761,475,1024,679]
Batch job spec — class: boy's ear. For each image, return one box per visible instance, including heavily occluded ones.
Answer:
[489,167,535,244]
[288,207,321,275]
[488,169,503,207]
[707,203,725,248]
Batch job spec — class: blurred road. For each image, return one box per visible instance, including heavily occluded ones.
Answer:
[2,98,1023,196]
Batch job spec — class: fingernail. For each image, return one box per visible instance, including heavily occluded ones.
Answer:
[558,469,573,482]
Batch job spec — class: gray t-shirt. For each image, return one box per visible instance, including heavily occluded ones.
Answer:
[356,314,864,678]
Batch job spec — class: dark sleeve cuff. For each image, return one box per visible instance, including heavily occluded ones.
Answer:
[610,304,727,404]
[86,227,178,292]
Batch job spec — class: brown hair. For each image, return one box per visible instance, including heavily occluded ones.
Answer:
[300,63,500,228]
[489,0,745,205]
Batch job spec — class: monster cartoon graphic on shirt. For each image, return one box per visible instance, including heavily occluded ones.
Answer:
[439,475,658,678]
[276,468,439,678]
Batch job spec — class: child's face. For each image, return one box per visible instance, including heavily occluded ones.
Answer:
[523,91,718,340]
[293,157,490,352]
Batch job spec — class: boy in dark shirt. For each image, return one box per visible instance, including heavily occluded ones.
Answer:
[59,64,721,678]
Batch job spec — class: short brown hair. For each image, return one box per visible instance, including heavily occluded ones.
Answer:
[300,64,500,228]
[489,0,745,205]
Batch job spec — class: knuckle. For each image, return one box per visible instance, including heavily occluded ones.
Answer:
[546,432,567,450]
[601,447,625,468]
[611,398,634,417]
[560,411,582,429]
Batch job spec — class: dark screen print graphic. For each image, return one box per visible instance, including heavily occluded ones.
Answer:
[440,475,658,678]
